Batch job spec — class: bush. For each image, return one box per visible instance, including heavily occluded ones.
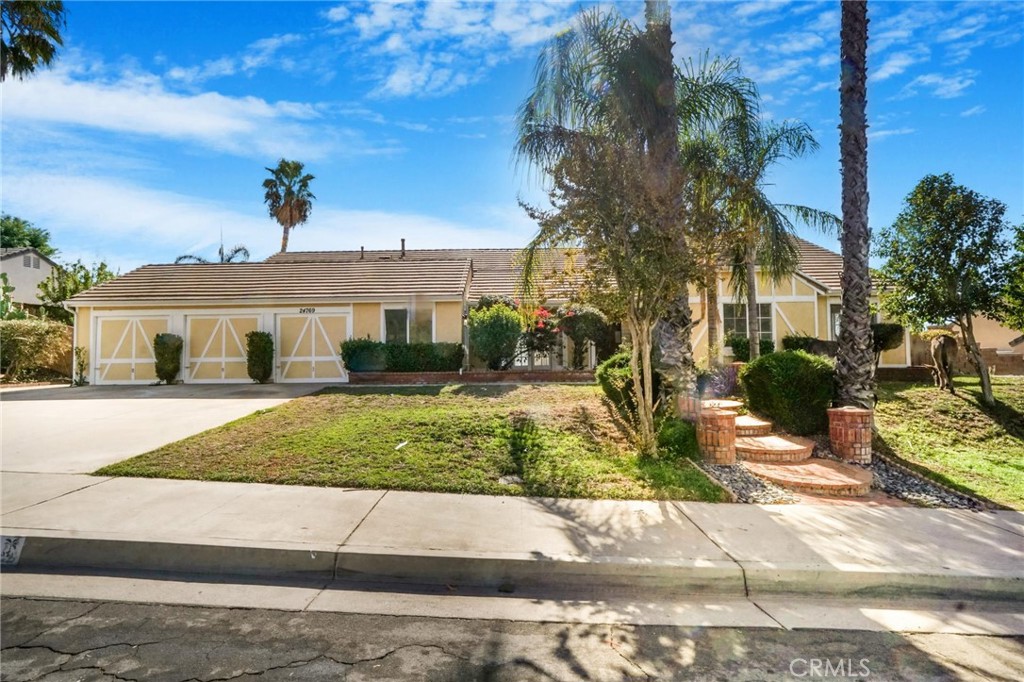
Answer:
[740,351,835,435]
[245,331,274,383]
[595,350,662,415]
[657,419,698,460]
[781,334,817,352]
[153,333,183,384]
[557,303,608,369]
[468,303,522,370]
[725,334,775,362]
[0,319,71,379]
[871,322,905,363]
[340,338,387,372]
[340,339,464,372]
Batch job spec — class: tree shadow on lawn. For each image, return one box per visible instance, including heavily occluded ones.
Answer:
[953,381,1024,441]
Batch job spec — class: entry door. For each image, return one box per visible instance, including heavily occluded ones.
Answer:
[276,313,350,382]
[185,315,259,383]
[95,317,170,384]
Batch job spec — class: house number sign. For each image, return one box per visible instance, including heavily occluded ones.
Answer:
[299,307,316,314]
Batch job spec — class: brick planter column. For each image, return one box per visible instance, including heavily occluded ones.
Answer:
[677,394,703,422]
[827,406,873,464]
[698,409,737,465]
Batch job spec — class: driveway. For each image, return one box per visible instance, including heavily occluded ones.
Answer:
[0,384,316,474]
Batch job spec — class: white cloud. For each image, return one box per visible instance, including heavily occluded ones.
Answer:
[1,62,397,160]
[899,71,978,99]
[873,48,930,81]
[769,32,824,54]
[324,5,351,23]
[937,15,988,43]
[868,127,915,141]
[960,105,986,117]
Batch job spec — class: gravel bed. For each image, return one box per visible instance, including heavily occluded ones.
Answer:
[698,461,800,504]
[867,455,983,510]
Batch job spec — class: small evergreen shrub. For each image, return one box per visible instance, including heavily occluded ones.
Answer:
[782,334,817,352]
[340,338,387,371]
[657,419,699,460]
[725,333,775,362]
[871,322,905,364]
[73,346,89,386]
[740,350,836,435]
[340,339,464,372]
[0,319,71,379]
[468,303,522,370]
[153,333,184,384]
[245,331,274,383]
[595,350,662,415]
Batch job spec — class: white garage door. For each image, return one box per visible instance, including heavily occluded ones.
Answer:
[95,316,170,384]
[276,312,350,382]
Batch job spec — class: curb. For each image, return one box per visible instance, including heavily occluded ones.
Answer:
[3,532,1021,602]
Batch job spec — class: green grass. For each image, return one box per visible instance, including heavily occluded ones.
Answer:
[874,376,1024,510]
[96,384,728,502]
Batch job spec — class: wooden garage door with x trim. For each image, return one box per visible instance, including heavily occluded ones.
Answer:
[95,316,169,384]
[276,313,350,382]
[186,315,259,382]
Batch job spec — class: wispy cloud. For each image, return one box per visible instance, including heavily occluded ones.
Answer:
[868,127,915,141]
[873,48,930,82]
[898,71,978,99]
[960,105,986,117]
[165,33,304,85]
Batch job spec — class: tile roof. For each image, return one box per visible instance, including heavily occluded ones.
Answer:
[67,259,472,304]
[792,238,845,291]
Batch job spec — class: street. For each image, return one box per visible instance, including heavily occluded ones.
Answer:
[3,596,1022,681]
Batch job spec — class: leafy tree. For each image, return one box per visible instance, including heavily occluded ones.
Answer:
[556,303,608,369]
[875,173,1011,406]
[836,0,875,409]
[998,224,1024,332]
[262,159,315,253]
[175,244,250,264]
[37,260,115,324]
[1,1,65,81]
[1,214,57,256]
[467,303,522,370]
[515,3,754,453]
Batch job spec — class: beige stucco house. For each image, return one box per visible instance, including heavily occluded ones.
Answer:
[1,247,57,311]
[68,239,914,385]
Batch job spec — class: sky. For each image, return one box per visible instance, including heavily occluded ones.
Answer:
[2,0,1022,274]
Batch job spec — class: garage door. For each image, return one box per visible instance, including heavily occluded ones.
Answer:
[276,313,350,382]
[186,315,259,383]
[95,316,169,384]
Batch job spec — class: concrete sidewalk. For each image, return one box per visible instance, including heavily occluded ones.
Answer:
[2,474,1021,601]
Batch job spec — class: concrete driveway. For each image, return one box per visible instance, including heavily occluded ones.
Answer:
[0,384,316,474]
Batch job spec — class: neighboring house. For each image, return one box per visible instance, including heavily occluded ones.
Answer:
[0,247,57,311]
[67,239,913,385]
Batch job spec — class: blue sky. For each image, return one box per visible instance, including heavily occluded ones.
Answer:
[2,1,1021,273]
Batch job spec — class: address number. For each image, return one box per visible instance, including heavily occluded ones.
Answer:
[299,307,316,314]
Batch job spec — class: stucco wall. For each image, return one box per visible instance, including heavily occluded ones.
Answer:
[1,253,53,305]
[434,301,463,343]
[352,303,381,341]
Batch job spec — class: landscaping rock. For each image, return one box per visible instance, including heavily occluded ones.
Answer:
[697,461,800,504]
[867,456,983,510]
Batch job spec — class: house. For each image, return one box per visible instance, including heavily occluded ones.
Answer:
[67,238,913,385]
[0,247,57,312]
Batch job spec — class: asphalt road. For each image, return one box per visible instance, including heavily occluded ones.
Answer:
[2,597,1022,681]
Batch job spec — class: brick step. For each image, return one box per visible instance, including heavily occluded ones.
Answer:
[701,399,743,411]
[735,414,773,437]
[735,435,814,463]
[744,459,874,497]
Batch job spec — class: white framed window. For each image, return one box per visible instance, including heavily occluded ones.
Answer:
[723,303,772,340]
[381,306,409,344]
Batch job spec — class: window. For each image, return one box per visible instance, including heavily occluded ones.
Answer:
[383,308,409,344]
[33,257,40,269]
[722,303,772,340]
[23,255,31,267]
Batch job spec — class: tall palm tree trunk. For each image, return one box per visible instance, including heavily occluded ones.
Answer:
[706,281,719,365]
[836,0,875,409]
[281,226,290,253]
[745,250,761,360]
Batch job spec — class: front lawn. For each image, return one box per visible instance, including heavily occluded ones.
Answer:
[874,376,1024,509]
[96,384,728,502]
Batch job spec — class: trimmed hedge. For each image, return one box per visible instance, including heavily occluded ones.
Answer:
[782,334,839,357]
[246,331,274,383]
[468,303,522,370]
[154,333,184,384]
[725,334,775,362]
[740,350,836,436]
[0,319,72,379]
[341,339,464,372]
[595,350,662,415]
[872,322,905,358]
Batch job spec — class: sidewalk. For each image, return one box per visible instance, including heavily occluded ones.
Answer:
[2,473,1022,601]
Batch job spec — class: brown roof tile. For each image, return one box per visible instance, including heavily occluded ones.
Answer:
[792,238,844,291]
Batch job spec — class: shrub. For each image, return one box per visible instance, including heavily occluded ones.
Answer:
[468,303,522,370]
[740,351,836,435]
[340,337,387,372]
[871,322,905,365]
[782,334,817,352]
[557,303,608,369]
[340,339,464,372]
[245,331,274,383]
[595,350,662,415]
[0,319,71,379]
[153,333,184,384]
[73,346,89,386]
[725,333,775,362]
[657,419,698,460]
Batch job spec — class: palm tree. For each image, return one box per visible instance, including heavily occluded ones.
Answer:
[262,159,315,253]
[174,244,250,264]
[721,118,839,360]
[836,0,874,408]
[1,1,66,81]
